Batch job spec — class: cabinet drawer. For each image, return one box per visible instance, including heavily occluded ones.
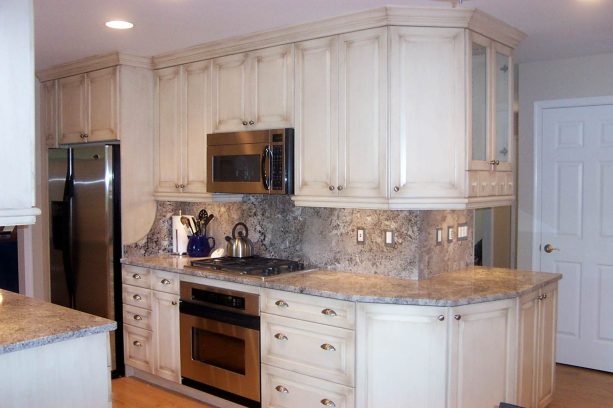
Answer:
[262,313,355,386]
[262,289,355,329]
[123,324,154,374]
[123,304,152,330]
[262,364,355,408]
[122,265,151,288]
[122,284,152,309]
[150,269,179,294]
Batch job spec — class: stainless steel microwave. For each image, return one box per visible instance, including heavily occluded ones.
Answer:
[207,129,294,194]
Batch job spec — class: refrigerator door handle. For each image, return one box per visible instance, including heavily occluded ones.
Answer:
[62,150,77,309]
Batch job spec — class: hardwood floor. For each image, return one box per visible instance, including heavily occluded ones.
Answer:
[113,364,613,407]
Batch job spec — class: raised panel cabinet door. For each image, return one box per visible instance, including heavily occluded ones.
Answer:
[250,44,294,129]
[59,73,87,144]
[468,32,491,171]
[294,36,339,196]
[87,66,118,142]
[183,60,212,194]
[517,290,539,408]
[154,66,182,194]
[448,299,517,408]
[537,284,557,408]
[493,42,514,172]
[211,52,249,132]
[389,27,466,199]
[41,80,58,148]
[338,28,388,198]
[356,303,448,408]
[152,291,181,383]
[123,324,154,374]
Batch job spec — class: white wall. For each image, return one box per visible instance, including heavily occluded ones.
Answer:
[517,52,613,269]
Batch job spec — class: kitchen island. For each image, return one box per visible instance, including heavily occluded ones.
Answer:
[0,289,116,408]
[122,255,560,408]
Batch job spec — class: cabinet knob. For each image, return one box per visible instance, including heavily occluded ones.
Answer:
[489,160,500,166]
[79,133,85,139]
[543,293,548,299]
[275,385,289,394]
[337,186,343,191]
[248,120,255,125]
[537,294,544,301]
[321,308,337,317]
[321,399,336,407]
[275,300,289,308]
[320,343,336,352]
[161,278,171,285]
[133,341,142,347]
[454,314,462,320]
[172,301,178,306]
[132,273,141,280]
[133,314,142,321]
[83,133,88,139]
[437,315,445,321]
[329,186,335,191]
[242,120,248,126]
[274,333,288,341]
[393,186,400,192]
[133,294,142,301]
[543,244,559,253]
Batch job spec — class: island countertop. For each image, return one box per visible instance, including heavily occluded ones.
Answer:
[122,255,561,306]
[0,289,117,354]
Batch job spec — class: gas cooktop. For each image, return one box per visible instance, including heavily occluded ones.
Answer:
[190,256,305,277]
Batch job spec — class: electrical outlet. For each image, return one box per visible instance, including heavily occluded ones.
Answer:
[435,227,443,245]
[385,230,395,247]
[457,223,468,241]
[357,227,365,244]
[447,226,454,243]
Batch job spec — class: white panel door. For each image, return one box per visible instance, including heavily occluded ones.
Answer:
[540,103,613,372]
[211,53,249,132]
[41,80,58,148]
[294,36,339,197]
[338,28,387,198]
[59,74,87,144]
[389,26,465,198]
[87,66,117,142]
[152,291,181,383]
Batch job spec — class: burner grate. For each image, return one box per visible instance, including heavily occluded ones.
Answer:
[191,256,304,277]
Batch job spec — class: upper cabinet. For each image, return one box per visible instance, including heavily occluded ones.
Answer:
[211,44,294,133]
[41,80,58,148]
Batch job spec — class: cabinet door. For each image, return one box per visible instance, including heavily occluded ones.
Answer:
[517,290,539,408]
[448,299,517,408]
[183,60,212,194]
[389,27,465,199]
[294,36,339,196]
[59,74,87,144]
[211,53,249,132]
[356,303,448,408]
[123,324,154,374]
[493,43,513,172]
[250,44,294,129]
[152,291,181,383]
[87,67,118,142]
[41,80,58,148]
[468,33,491,171]
[338,28,387,198]
[537,284,557,408]
[154,66,182,193]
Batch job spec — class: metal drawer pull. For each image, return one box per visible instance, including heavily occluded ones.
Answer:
[274,333,288,341]
[132,273,141,280]
[133,294,142,301]
[133,341,142,347]
[161,278,171,285]
[321,308,337,317]
[133,315,142,321]
[320,343,336,352]
[437,315,445,321]
[275,300,289,308]
[321,399,336,407]
[275,385,289,394]
[454,314,461,320]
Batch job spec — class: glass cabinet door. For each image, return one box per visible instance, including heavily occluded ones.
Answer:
[471,39,489,164]
[494,45,513,170]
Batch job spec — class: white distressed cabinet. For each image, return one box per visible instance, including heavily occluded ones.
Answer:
[294,28,388,204]
[58,67,118,144]
[211,44,293,132]
[517,283,558,408]
[41,80,59,148]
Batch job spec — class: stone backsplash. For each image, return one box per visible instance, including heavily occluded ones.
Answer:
[124,196,474,279]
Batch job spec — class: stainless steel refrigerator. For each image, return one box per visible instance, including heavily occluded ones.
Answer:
[48,144,123,374]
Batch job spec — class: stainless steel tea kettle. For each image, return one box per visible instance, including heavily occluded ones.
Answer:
[225,222,254,258]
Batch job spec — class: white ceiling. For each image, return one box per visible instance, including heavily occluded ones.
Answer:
[33,0,613,71]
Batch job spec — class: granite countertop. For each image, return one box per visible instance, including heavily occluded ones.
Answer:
[122,255,562,306]
[0,289,117,354]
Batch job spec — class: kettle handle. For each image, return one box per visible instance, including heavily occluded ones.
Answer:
[232,222,249,239]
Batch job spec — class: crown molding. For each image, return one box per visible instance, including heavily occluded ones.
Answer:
[37,52,152,82]
[468,9,526,48]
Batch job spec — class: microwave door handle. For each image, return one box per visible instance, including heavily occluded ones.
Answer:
[261,146,271,190]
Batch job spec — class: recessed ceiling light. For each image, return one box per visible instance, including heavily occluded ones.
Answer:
[105,20,134,30]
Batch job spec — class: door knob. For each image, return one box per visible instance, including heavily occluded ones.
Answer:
[543,244,559,253]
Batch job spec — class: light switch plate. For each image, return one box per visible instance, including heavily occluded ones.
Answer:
[457,223,468,241]
[357,227,365,244]
[385,230,395,247]
[435,227,443,246]
[447,226,454,243]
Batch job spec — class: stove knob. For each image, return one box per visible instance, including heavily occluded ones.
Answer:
[273,266,280,274]
[265,267,275,276]
[298,263,304,270]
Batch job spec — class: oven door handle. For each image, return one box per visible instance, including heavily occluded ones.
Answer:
[180,300,260,331]
[261,145,272,191]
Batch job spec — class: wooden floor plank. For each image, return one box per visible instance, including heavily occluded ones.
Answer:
[112,377,213,408]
